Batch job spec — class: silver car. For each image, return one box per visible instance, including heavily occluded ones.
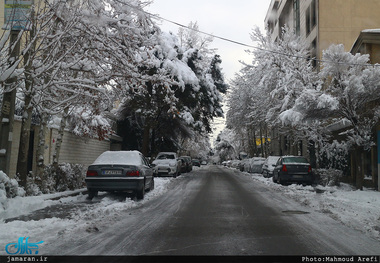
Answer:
[262,156,280,178]
[152,152,181,177]
[85,151,154,200]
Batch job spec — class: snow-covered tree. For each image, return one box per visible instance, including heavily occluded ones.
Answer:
[177,21,216,68]
[116,24,228,155]
[214,128,238,162]
[318,44,380,150]
[227,26,318,159]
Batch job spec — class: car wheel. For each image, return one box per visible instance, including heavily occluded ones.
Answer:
[87,190,98,200]
[272,173,277,183]
[149,177,155,191]
[136,185,145,200]
[278,175,286,186]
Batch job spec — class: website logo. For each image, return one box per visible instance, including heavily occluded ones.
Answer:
[5,237,44,255]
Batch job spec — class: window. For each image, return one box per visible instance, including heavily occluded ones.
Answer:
[311,0,316,28]
[294,0,300,36]
[306,6,311,35]
[306,0,317,36]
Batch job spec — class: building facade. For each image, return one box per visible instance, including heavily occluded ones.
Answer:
[265,0,380,189]
[265,0,380,65]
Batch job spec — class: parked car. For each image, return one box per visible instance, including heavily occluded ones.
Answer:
[85,151,154,200]
[248,157,266,173]
[225,160,232,167]
[272,156,313,185]
[178,157,188,173]
[262,156,280,178]
[230,160,240,169]
[243,159,251,172]
[152,152,181,178]
[192,159,201,167]
[239,159,250,172]
[180,156,193,172]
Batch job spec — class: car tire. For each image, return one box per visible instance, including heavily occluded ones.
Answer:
[136,185,145,200]
[272,174,277,183]
[149,177,155,191]
[88,190,98,200]
[278,176,286,186]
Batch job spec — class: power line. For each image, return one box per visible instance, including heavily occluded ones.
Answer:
[132,3,380,68]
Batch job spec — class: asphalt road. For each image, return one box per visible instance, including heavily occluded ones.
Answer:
[46,165,380,255]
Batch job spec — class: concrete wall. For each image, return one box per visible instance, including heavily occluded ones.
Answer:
[319,0,380,54]
[49,129,110,166]
[8,120,110,177]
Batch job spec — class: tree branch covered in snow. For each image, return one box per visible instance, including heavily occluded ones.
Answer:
[225,26,380,169]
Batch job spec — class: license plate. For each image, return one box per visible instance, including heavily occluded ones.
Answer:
[103,170,122,175]
[293,175,304,179]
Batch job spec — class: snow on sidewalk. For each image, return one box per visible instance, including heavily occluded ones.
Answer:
[248,171,380,241]
[0,177,174,255]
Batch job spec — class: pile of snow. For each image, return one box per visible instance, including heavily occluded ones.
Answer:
[0,171,25,212]
[0,177,174,253]
[246,171,380,241]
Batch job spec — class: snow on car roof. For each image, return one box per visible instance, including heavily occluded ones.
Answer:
[92,151,142,165]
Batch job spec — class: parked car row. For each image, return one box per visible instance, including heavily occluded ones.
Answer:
[223,155,314,186]
[222,157,266,174]
[85,151,199,200]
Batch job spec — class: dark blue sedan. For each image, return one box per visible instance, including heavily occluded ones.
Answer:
[272,156,313,185]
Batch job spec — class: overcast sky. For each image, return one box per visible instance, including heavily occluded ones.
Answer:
[146,0,272,145]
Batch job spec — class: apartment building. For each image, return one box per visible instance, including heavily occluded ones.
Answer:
[265,0,380,189]
[265,0,380,66]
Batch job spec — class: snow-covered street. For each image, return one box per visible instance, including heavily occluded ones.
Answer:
[1,165,379,256]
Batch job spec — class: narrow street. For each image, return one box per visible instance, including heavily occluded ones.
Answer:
[42,166,380,255]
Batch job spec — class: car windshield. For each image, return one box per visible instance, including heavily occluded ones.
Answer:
[283,157,309,164]
[157,154,175,160]
[92,151,142,165]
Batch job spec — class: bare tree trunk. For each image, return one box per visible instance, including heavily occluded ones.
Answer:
[16,94,33,187]
[36,113,48,177]
[252,129,257,157]
[141,125,150,156]
[264,125,269,157]
[53,107,69,166]
[259,125,264,157]
[16,7,37,187]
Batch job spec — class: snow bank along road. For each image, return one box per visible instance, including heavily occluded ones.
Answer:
[1,165,380,255]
